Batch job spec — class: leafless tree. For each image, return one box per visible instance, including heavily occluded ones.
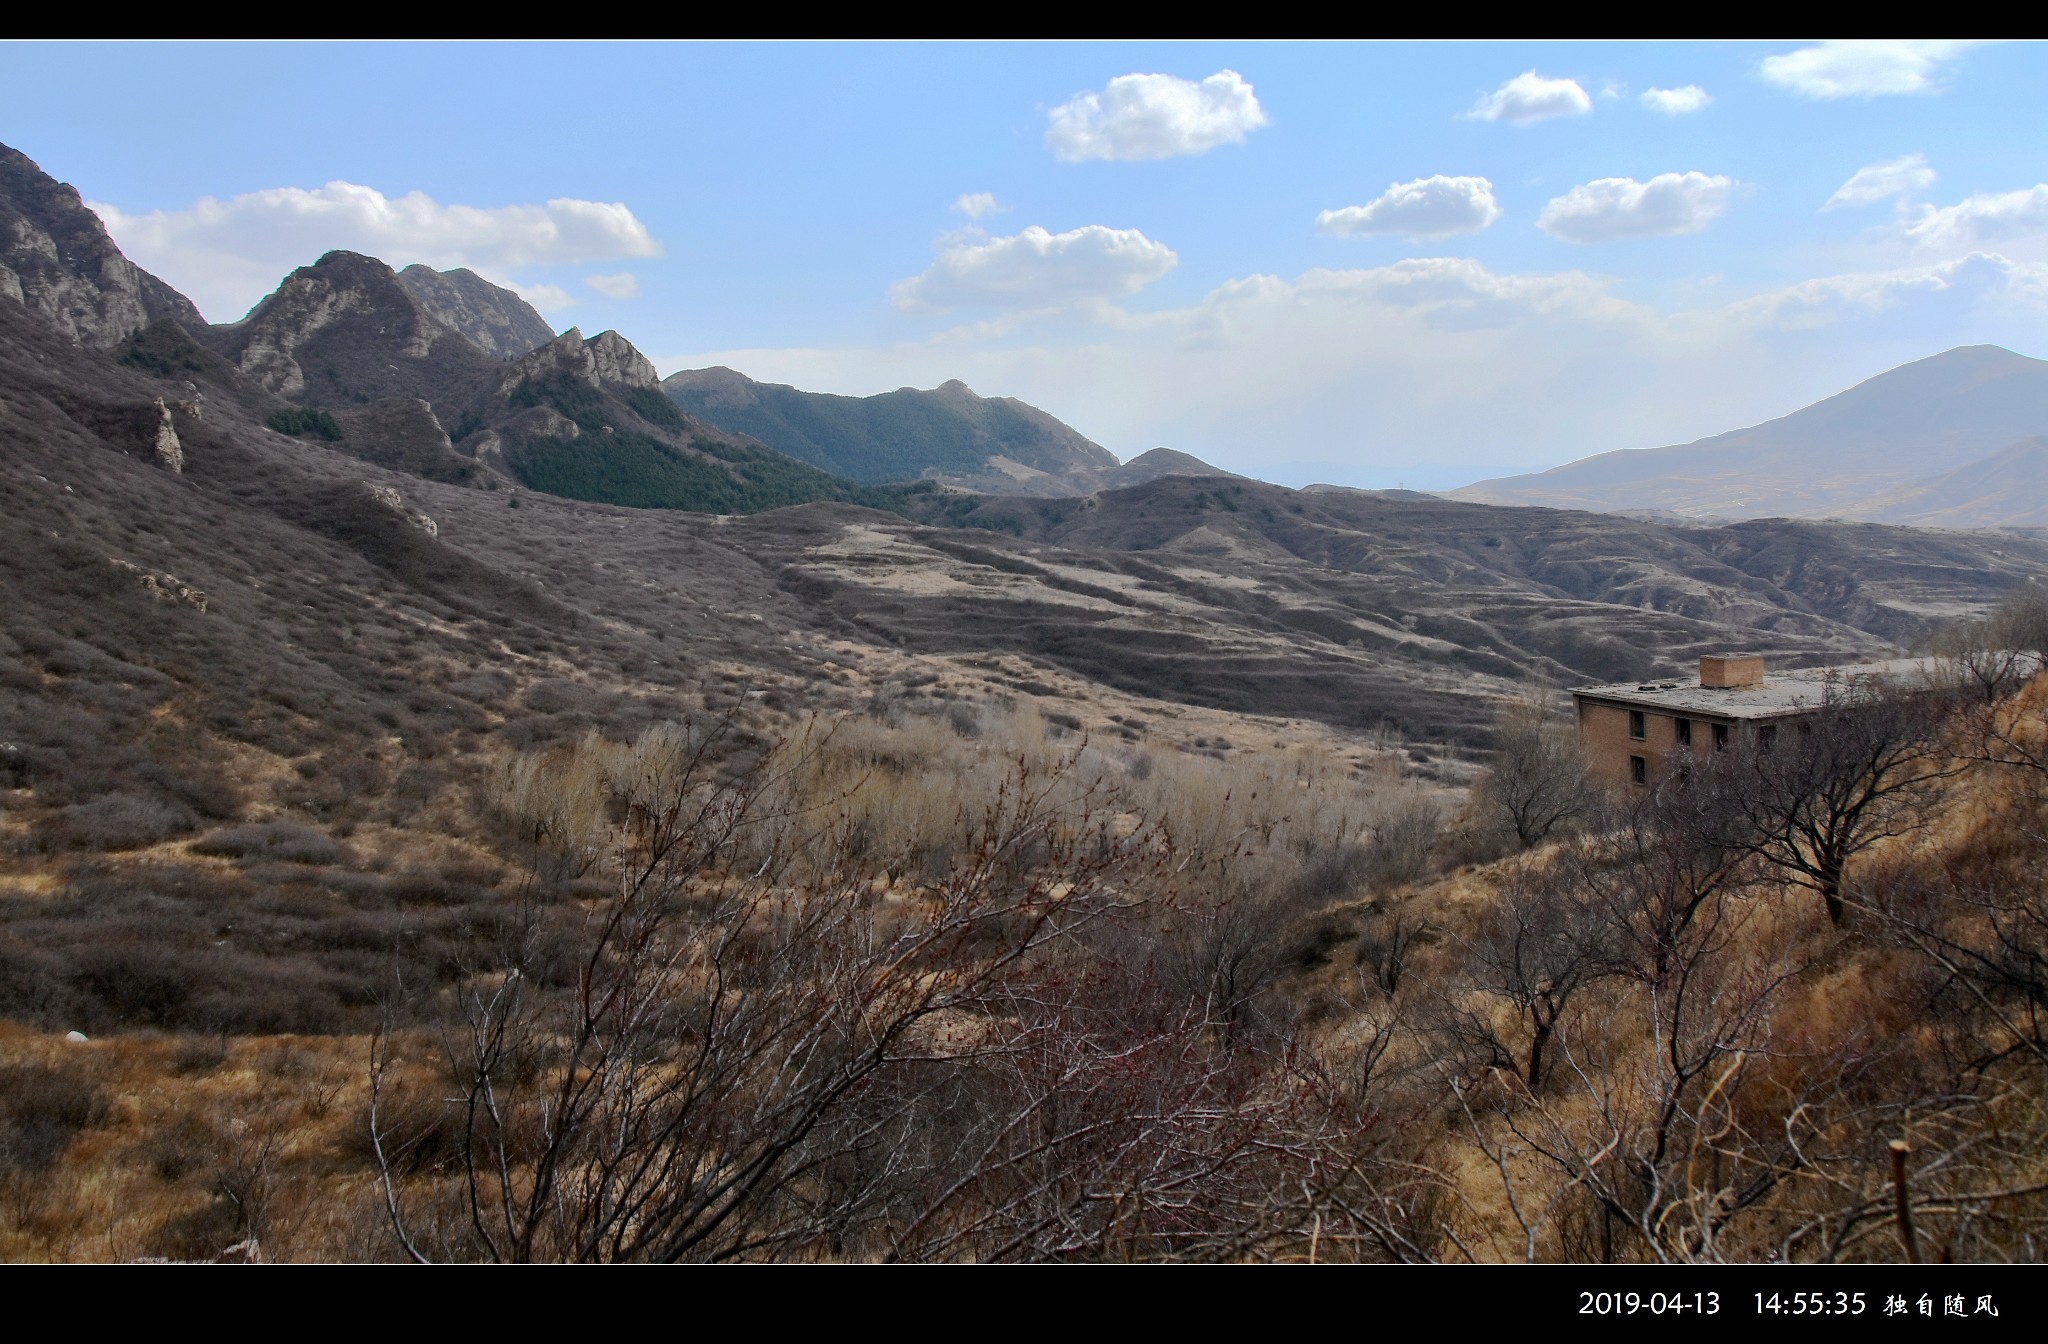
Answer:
[1714,675,1958,924]
[1444,863,1612,1090]
[1575,760,1755,983]
[367,715,1410,1262]
[1452,874,1828,1262]
[371,719,1155,1261]
[1941,583,2048,698]
[1474,686,1594,849]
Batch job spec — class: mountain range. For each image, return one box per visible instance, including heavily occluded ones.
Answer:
[1450,344,2048,527]
[3,135,2040,754]
[664,365,1231,496]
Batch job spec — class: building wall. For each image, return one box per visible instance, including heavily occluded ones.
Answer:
[1577,698,1718,789]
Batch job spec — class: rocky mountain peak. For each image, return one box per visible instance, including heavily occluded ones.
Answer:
[504,327,660,395]
[209,250,500,415]
[215,250,444,396]
[395,264,555,360]
[0,141,205,349]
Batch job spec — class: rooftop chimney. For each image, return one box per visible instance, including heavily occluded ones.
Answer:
[1700,655,1764,689]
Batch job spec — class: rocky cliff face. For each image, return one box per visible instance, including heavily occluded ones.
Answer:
[208,250,499,416]
[0,142,205,349]
[395,265,555,360]
[503,327,661,395]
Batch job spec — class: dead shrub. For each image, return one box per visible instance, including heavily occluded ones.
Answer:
[0,1064,108,1176]
[191,821,350,866]
[47,791,198,851]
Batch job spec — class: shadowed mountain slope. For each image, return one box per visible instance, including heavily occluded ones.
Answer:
[1451,345,2048,525]
[166,241,920,515]
[665,366,1192,494]
[454,329,932,514]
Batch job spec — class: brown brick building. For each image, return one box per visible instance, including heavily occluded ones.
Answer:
[1572,654,1933,790]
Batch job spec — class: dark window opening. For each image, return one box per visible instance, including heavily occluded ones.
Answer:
[1630,754,1647,786]
[1675,717,1692,747]
[1712,723,1729,752]
[1758,725,1778,752]
[1629,709,1646,740]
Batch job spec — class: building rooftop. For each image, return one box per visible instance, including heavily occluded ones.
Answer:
[1572,657,1938,721]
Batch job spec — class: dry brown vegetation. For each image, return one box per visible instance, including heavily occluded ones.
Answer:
[4,650,2046,1261]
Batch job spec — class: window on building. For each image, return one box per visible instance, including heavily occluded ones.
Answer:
[1629,709,1646,740]
[1758,725,1777,752]
[1675,717,1692,747]
[1712,723,1729,752]
[1630,755,1647,785]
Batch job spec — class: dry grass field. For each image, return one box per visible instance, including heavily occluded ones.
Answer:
[3,667,2044,1261]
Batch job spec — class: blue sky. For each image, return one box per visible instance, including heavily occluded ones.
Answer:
[4,40,2045,488]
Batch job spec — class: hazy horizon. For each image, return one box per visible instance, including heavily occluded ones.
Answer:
[7,39,2046,489]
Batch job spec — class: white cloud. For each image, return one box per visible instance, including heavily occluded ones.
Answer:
[1241,257,1643,324]
[953,192,1010,220]
[90,181,661,321]
[1316,176,1501,241]
[1045,70,1270,162]
[1728,252,2048,329]
[1903,185,2048,250]
[666,246,2048,491]
[584,272,640,300]
[1759,40,1977,99]
[1640,85,1711,115]
[1465,71,1592,125]
[891,224,1178,312]
[1824,154,1937,210]
[509,282,576,313]
[1538,172,1734,243]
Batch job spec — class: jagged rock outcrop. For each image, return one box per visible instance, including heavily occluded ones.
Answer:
[0,142,205,349]
[109,558,206,610]
[396,264,555,360]
[503,327,660,395]
[361,482,438,536]
[149,396,183,472]
[207,250,498,415]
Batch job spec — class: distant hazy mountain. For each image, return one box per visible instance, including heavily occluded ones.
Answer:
[1450,345,2048,527]
[665,366,1213,495]
[1099,447,1242,491]
[396,264,556,360]
[1856,436,2048,529]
